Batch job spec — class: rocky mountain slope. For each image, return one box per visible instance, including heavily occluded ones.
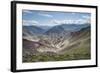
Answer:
[22,24,91,62]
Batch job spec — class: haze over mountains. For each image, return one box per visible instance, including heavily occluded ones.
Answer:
[22,23,91,62]
[23,23,90,35]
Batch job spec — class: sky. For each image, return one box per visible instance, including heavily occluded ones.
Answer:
[22,10,91,26]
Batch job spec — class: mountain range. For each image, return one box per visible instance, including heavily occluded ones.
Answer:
[23,23,90,36]
[22,23,91,62]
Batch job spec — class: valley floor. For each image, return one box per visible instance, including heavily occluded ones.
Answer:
[23,45,91,62]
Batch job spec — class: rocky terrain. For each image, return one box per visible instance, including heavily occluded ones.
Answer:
[22,24,91,62]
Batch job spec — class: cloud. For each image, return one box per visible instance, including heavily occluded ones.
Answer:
[82,15,90,19]
[22,20,38,26]
[71,12,77,15]
[82,15,91,24]
[51,19,89,25]
[38,13,53,18]
[23,10,33,14]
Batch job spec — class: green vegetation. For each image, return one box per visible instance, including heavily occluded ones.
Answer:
[23,45,91,62]
[23,53,90,63]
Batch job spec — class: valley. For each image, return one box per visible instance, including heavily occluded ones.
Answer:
[22,24,91,62]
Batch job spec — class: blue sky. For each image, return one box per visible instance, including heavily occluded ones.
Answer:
[22,10,91,26]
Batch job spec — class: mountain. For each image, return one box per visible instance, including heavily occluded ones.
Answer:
[23,24,90,36]
[23,25,45,36]
[70,26,90,42]
[23,25,91,62]
[45,24,89,35]
[45,25,65,35]
[58,24,90,31]
[23,38,40,56]
[35,25,53,30]
[59,26,91,56]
